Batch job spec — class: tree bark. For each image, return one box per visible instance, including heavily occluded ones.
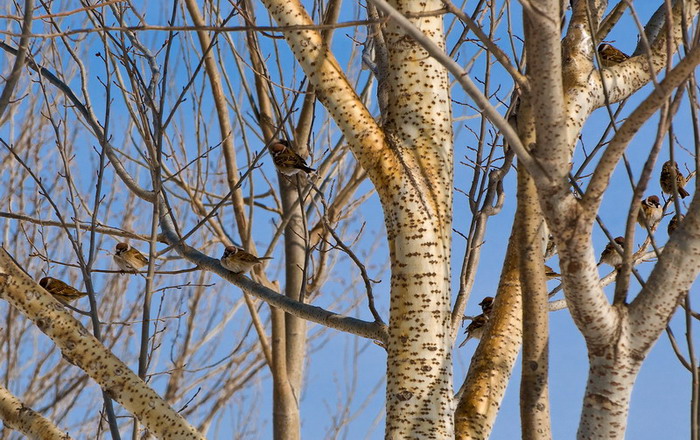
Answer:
[454,225,522,440]
[518,169,552,440]
[0,249,205,440]
[0,383,71,440]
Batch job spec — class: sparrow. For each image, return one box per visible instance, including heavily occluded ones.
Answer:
[220,246,272,274]
[39,277,88,303]
[597,236,625,267]
[668,213,685,235]
[113,242,149,273]
[478,296,494,315]
[660,161,690,199]
[459,314,488,347]
[597,43,629,67]
[544,265,560,279]
[268,139,315,176]
[637,195,663,229]
[544,234,557,259]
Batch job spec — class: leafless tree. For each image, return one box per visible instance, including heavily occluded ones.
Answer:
[1,0,700,439]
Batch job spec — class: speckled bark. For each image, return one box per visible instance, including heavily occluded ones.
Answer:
[0,250,204,440]
[578,350,641,439]
[518,170,552,440]
[0,383,71,440]
[261,0,454,437]
[455,228,522,440]
[522,1,700,439]
[380,2,453,438]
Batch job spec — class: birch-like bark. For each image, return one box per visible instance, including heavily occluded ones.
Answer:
[518,170,552,440]
[0,383,71,440]
[455,225,522,440]
[0,249,205,440]
[519,1,700,438]
[260,0,454,436]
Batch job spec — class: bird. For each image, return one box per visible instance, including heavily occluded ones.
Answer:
[544,265,560,279]
[459,314,488,347]
[113,242,149,273]
[268,139,315,176]
[597,43,629,67]
[598,236,625,267]
[39,277,88,303]
[637,195,663,229]
[220,246,272,274]
[660,161,690,199]
[544,234,557,259]
[668,213,685,235]
[478,296,494,315]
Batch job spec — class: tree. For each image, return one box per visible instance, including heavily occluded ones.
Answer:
[1,0,699,439]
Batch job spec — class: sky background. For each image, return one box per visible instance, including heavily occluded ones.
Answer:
[1,1,699,439]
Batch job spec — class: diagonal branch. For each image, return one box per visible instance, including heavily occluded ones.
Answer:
[0,0,33,121]
[0,382,71,440]
[584,42,700,214]
[0,248,205,440]
[367,0,540,177]
[259,0,390,184]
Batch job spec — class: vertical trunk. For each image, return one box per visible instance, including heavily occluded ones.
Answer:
[455,226,522,440]
[577,352,640,439]
[379,0,454,437]
[518,169,552,439]
[258,0,453,435]
[384,193,453,437]
[278,176,308,439]
[271,307,300,439]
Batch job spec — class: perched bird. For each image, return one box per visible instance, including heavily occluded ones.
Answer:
[598,43,629,67]
[39,277,87,303]
[668,213,685,235]
[268,139,315,176]
[113,242,149,273]
[544,234,557,259]
[220,246,272,274]
[660,161,690,199]
[544,265,560,279]
[478,296,494,315]
[459,314,488,347]
[637,195,663,229]
[598,236,625,267]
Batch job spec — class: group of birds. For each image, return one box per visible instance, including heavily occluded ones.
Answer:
[460,158,692,347]
[218,138,313,271]
[598,160,691,267]
[39,139,311,305]
[38,242,152,304]
[39,241,273,305]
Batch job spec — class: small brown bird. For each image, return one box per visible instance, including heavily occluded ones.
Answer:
[668,213,685,235]
[39,277,88,303]
[478,296,494,315]
[598,236,625,267]
[544,234,557,259]
[660,161,690,199]
[268,139,315,176]
[637,195,663,229]
[113,243,149,273]
[220,246,272,274]
[459,314,488,347]
[598,43,629,67]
